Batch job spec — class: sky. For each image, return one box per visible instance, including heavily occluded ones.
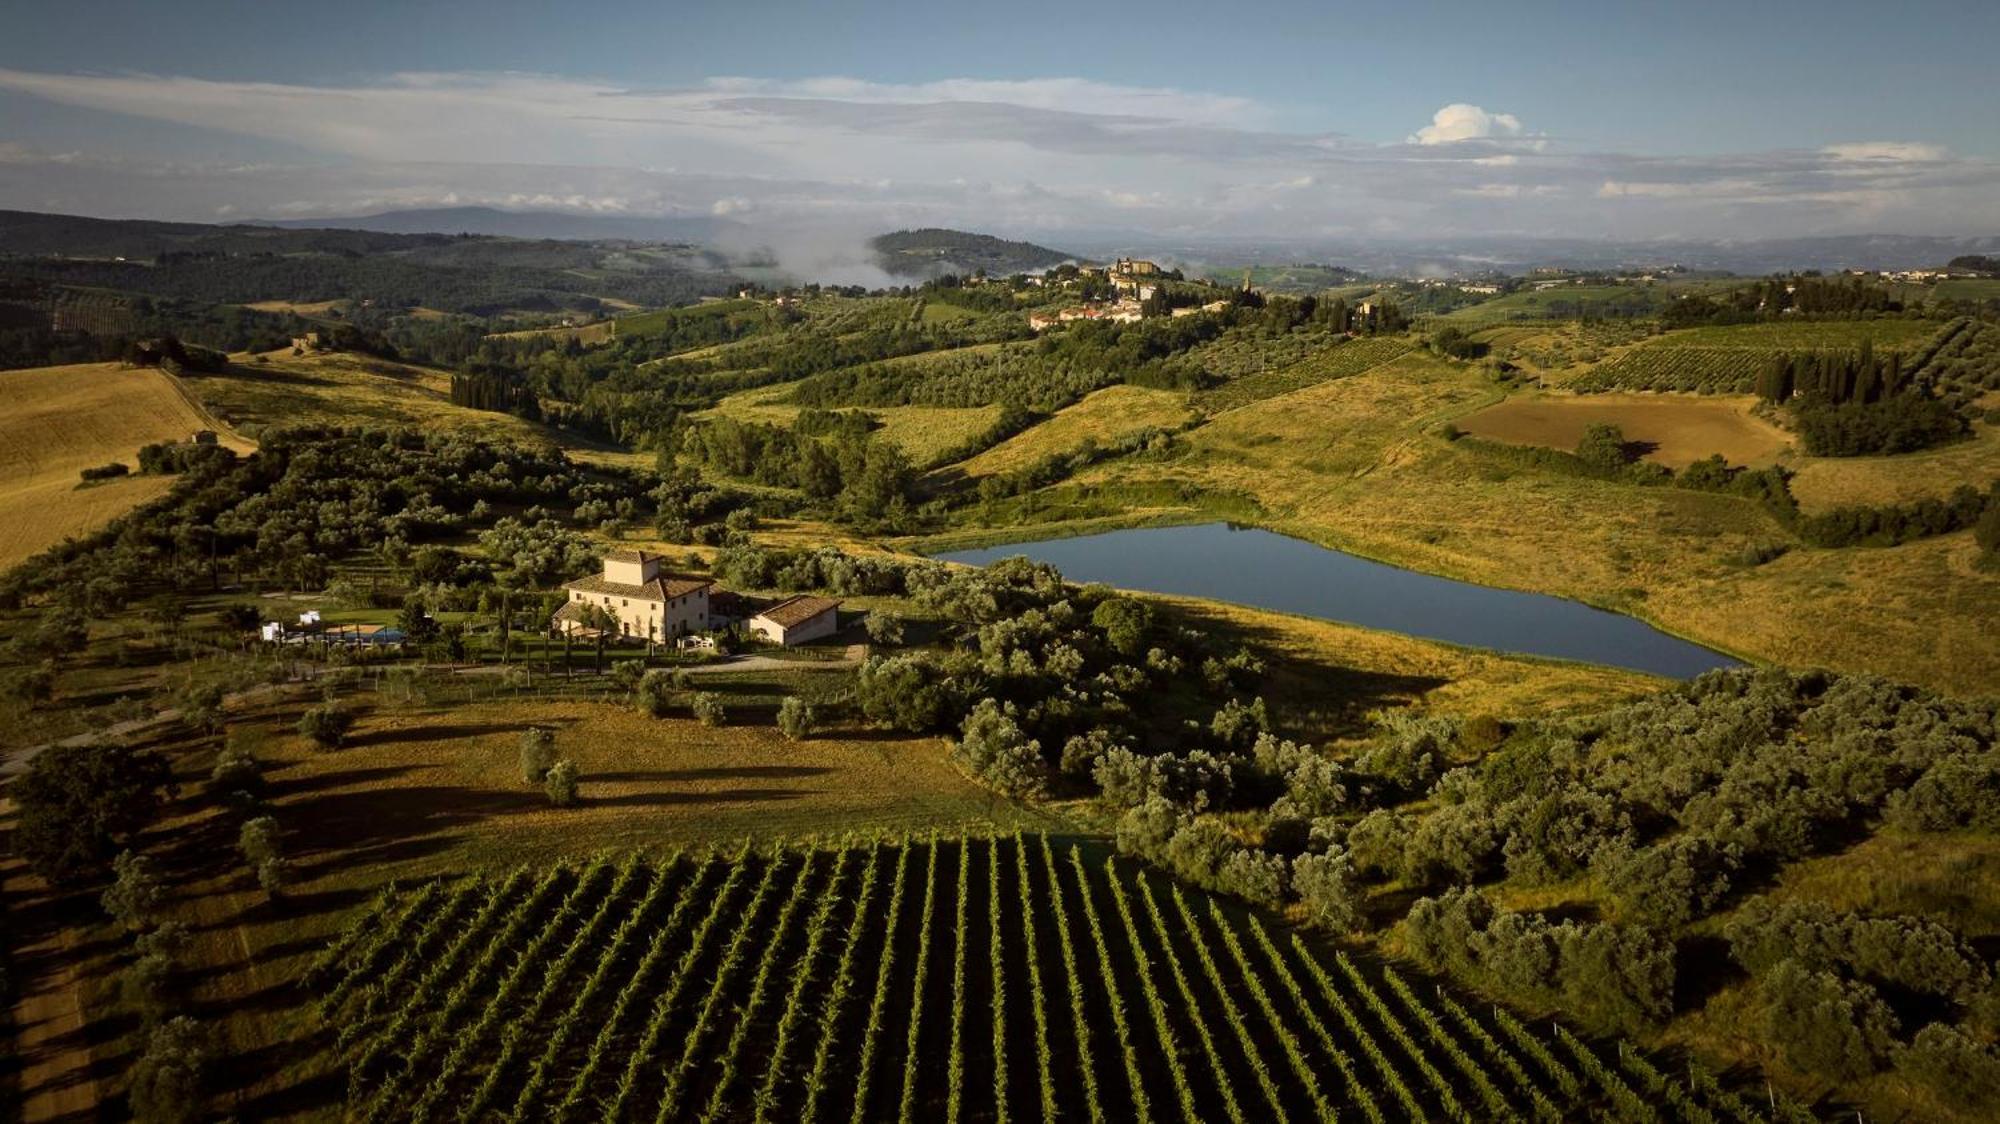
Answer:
[1,0,1996,243]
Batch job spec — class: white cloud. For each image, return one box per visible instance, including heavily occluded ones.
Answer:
[1411,103,1524,145]
[1821,141,1947,162]
[0,69,1994,240]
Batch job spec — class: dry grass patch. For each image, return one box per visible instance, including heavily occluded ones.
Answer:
[0,362,254,568]
[1789,424,2000,512]
[1164,596,1661,737]
[955,385,1193,477]
[1457,392,1792,468]
[184,350,650,470]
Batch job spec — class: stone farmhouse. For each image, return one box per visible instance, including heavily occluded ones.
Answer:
[747,595,841,646]
[553,549,714,644]
[550,552,845,648]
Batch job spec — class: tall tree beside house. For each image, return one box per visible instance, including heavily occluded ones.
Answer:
[398,596,439,647]
[578,604,619,674]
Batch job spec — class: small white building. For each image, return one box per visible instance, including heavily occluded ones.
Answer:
[748,595,841,647]
[554,550,715,644]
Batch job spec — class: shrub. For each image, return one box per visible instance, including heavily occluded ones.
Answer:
[122,949,179,1022]
[102,850,165,930]
[1794,394,1965,456]
[855,655,964,732]
[545,759,580,806]
[776,696,817,740]
[1091,597,1153,657]
[297,703,355,747]
[208,740,261,795]
[691,691,727,727]
[1292,848,1360,930]
[127,1016,210,1124]
[635,669,675,717]
[609,659,646,692]
[80,462,131,482]
[1217,849,1289,908]
[863,611,906,646]
[237,816,282,865]
[1897,1024,2000,1115]
[1761,959,1898,1081]
[1575,423,1634,470]
[256,856,294,894]
[1209,697,1269,750]
[518,726,557,783]
[952,698,1048,799]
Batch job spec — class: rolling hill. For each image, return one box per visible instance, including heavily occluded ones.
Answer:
[872,228,1075,277]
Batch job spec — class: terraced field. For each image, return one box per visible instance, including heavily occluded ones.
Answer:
[313,835,1775,1123]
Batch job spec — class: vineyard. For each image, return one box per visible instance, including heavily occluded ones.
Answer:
[308,834,1795,1123]
[1200,336,1416,412]
[1575,320,1943,394]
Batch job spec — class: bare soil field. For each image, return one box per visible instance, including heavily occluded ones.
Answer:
[1457,392,1792,468]
[0,363,255,569]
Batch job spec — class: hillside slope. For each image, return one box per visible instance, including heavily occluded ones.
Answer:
[873,228,1074,277]
[0,362,252,568]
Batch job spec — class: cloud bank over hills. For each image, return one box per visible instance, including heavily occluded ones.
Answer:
[0,68,1993,242]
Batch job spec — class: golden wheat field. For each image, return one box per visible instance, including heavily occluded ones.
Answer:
[0,363,255,569]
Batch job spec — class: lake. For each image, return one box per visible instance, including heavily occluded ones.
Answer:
[934,523,1741,679]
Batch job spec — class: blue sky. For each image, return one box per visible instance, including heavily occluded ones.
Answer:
[1,0,1995,240]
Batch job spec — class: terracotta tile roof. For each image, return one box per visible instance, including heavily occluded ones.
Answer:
[752,594,840,630]
[603,548,659,563]
[563,573,714,601]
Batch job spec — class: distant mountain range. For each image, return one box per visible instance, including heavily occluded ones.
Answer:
[263,206,742,244]
[871,228,1075,277]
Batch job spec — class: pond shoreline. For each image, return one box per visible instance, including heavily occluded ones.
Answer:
[931,521,1745,679]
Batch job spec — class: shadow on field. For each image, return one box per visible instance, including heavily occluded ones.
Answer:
[280,785,546,852]
[585,786,816,808]
[262,764,421,798]
[590,765,831,783]
[347,721,521,747]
